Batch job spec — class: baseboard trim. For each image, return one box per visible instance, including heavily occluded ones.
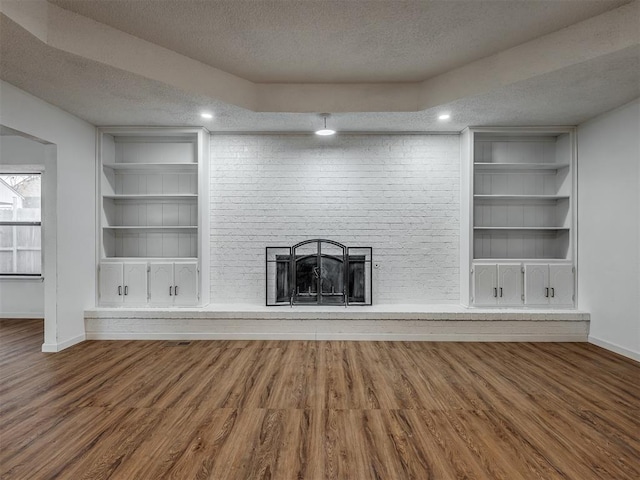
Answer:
[41,333,86,353]
[588,336,640,362]
[86,332,318,341]
[1,313,44,319]
[85,332,588,342]
[315,333,588,342]
[86,329,587,342]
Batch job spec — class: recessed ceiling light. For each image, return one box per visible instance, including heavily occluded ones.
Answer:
[438,113,451,121]
[200,112,213,120]
[315,113,336,136]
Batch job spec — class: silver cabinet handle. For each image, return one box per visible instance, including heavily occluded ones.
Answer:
[499,287,503,297]
[118,285,122,296]
[493,287,497,297]
[175,286,179,296]
[551,287,555,298]
[169,286,173,296]
[545,287,549,297]
[124,285,128,296]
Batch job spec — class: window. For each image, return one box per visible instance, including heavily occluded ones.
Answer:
[0,174,42,276]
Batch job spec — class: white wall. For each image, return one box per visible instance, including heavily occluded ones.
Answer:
[578,99,640,360]
[0,81,96,351]
[210,134,460,305]
[0,135,48,318]
[0,278,44,318]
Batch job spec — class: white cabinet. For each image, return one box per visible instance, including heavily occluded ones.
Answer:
[99,263,123,305]
[499,264,524,305]
[523,264,548,305]
[549,264,574,306]
[99,261,198,307]
[524,263,574,306]
[99,262,148,306]
[473,263,523,306]
[97,127,209,307]
[461,127,576,307]
[474,264,498,305]
[149,262,173,306]
[474,262,574,307]
[173,262,198,305]
[149,262,198,306]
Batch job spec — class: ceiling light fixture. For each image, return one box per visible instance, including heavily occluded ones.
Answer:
[315,113,336,136]
[200,112,213,120]
[438,113,451,121]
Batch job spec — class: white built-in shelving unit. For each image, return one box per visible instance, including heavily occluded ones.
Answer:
[97,128,209,307]
[460,127,576,307]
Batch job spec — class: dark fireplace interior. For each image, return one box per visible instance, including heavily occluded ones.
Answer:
[275,254,365,304]
[266,240,371,306]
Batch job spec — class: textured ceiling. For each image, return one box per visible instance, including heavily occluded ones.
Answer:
[2,14,638,132]
[0,0,639,131]
[49,0,631,83]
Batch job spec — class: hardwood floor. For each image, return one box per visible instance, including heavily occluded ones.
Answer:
[1,319,638,479]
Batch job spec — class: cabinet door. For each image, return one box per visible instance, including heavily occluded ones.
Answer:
[497,264,523,306]
[173,262,198,306]
[473,264,497,306]
[99,263,123,306]
[149,263,174,306]
[123,262,148,306]
[524,264,550,305]
[549,265,574,306]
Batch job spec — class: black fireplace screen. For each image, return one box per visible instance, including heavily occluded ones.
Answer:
[266,239,372,306]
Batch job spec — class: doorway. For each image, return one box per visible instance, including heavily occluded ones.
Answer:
[0,125,56,347]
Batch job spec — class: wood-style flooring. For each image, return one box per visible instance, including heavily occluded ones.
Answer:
[1,319,639,479]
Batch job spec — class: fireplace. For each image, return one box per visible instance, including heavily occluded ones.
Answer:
[266,239,372,306]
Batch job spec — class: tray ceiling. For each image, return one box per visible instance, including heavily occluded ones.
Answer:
[0,0,638,131]
[49,0,630,83]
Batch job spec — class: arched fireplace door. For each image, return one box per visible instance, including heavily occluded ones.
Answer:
[266,239,372,306]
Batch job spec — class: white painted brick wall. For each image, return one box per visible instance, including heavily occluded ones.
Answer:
[210,134,460,305]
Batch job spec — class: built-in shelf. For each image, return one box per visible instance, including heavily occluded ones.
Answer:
[103,163,197,171]
[98,127,209,306]
[103,194,197,201]
[474,258,574,263]
[101,257,198,261]
[474,195,570,201]
[473,227,570,231]
[103,226,197,231]
[474,162,570,171]
[462,127,576,307]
